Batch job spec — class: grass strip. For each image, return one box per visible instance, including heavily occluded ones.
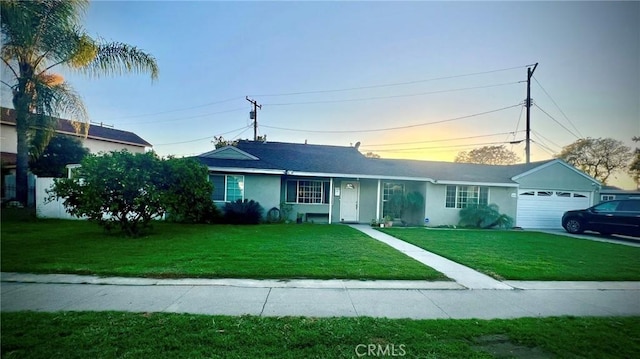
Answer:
[2,312,638,358]
[1,219,444,280]
[381,228,640,280]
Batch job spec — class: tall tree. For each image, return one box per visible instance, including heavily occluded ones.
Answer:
[629,136,640,188]
[1,0,158,205]
[29,135,89,177]
[556,137,633,185]
[454,145,520,165]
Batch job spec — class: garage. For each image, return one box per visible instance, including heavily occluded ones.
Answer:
[516,189,591,229]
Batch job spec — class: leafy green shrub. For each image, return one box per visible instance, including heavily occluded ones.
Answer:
[161,157,220,224]
[49,151,217,236]
[458,204,513,229]
[223,199,264,224]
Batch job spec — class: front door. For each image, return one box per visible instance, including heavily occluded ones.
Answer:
[340,181,359,222]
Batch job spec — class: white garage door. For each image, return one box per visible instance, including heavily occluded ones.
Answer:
[516,189,591,229]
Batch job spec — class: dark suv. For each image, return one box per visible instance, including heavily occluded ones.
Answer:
[562,199,640,237]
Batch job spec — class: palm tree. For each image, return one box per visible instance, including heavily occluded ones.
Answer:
[1,0,158,206]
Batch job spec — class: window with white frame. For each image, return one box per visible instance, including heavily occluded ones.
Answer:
[210,175,244,202]
[286,180,330,204]
[601,194,615,201]
[382,182,405,217]
[445,185,489,208]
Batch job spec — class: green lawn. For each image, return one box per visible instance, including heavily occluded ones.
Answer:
[2,312,638,358]
[0,219,444,280]
[381,228,640,281]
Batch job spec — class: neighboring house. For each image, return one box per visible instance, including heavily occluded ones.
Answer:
[599,185,640,202]
[1,106,151,203]
[196,140,601,229]
[1,106,152,171]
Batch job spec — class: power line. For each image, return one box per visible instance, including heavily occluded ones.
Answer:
[263,82,522,106]
[250,64,533,97]
[262,103,522,134]
[103,97,245,121]
[533,76,583,138]
[532,129,563,150]
[364,131,523,147]
[531,140,556,157]
[533,103,581,139]
[360,140,518,153]
[154,125,250,146]
[119,107,247,125]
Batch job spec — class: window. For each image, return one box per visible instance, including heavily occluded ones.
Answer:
[556,192,571,197]
[382,182,405,217]
[601,194,616,201]
[445,185,489,208]
[593,201,619,212]
[209,175,244,202]
[286,180,330,204]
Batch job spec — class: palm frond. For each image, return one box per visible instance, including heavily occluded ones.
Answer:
[83,41,159,81]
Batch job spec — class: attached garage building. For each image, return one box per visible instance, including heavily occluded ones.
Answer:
[511,160,600,229]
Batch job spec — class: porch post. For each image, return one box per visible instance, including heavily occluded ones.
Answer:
[329,178,333,224]
[424,181,429,225]
[376,179,381,220]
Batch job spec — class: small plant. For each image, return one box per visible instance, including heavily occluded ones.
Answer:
[223,199,264,224]
[296,212,304,224]
[370,219,378,227]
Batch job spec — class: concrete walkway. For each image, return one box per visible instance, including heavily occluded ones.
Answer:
[2,276,639,319]
[350,225,513,289]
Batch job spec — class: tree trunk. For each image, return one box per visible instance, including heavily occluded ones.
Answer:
[13,87,31,207]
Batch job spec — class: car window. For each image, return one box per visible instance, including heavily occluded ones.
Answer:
[617,201,640,212]
[593,201,619,212]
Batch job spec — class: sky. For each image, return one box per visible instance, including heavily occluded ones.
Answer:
[3,1,639,189]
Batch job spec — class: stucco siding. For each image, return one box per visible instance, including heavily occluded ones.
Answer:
[489,186,518,220]
[515,162,597,191]
[425,183,457,226]
[424,183,517,227]
[244,175,281,218]
[358,179,378,223]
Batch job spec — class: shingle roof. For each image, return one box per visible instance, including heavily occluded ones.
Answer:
[1,107,151,147]
[196,140,555,184]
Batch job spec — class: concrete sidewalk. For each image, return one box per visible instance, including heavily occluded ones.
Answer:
[2,279,639,319]
[350,225,513,290]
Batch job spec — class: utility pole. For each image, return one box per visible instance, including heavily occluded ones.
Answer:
[246,96,262,141]
[525,63,538,163]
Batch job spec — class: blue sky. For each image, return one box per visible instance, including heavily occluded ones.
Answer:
[4,1,639,188]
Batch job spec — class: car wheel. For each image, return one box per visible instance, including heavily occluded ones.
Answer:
[564,218,583,234]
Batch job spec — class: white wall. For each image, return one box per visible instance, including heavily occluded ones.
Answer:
[35,177,82,219]
[0,124,18,153]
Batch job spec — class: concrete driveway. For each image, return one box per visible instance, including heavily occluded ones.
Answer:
[533,228,640,247]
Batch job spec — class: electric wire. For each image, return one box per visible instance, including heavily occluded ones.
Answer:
[263,82,522,106]
[533,76,583,138]
[250,64,533,97]
[154,125,251,146]
[360,140,517,153]
[531,140,556,157]
[533,103,581,139]
[119,107,247,125]
[532,129,563,150]
[104,97,246,121]
[262,103,522,134]
[363,131,523,147]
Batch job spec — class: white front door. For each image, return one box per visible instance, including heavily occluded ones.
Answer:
[340,181,359,222]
